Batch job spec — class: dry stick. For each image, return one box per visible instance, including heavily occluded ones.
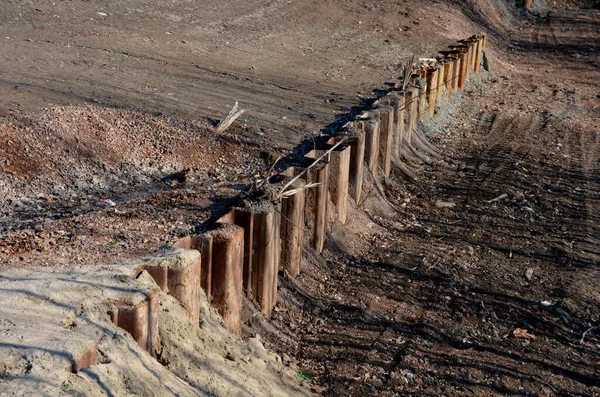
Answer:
[280,182,321,198]
[278,138,348,196]
[486,193,508,203]
[215,101,246,133]
[274,205,307,232]
[580,326,597,344]
[357,186,374,209]
[268,155,283,176]
[401,56,416,91]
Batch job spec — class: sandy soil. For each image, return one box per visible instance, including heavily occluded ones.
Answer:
[0,252,312,396]
[0,0,599,395]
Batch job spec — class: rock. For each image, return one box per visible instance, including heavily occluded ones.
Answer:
[435,200,456,208]
[524,267,534,281]
[247,356,267,371]
[247,337,269,361]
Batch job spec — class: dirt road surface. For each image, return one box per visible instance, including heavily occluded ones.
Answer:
[245,5,600,397]
[1,0,599,395]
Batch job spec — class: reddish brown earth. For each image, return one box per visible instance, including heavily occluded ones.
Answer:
[0,0,599,395]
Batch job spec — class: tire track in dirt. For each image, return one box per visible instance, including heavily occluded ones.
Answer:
[458,113,515,188]
[413,107,600,389]
[456,113,540,199]
[478,114,538,192]
[575,126,600,261]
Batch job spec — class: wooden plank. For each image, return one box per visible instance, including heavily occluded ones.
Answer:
[167,252,202,326]
[376,105,394,177]
[436,62,445,108]
[404,87,418,144]
[210,223,244,336]
[108,289,160,356]
[417,78,427,122]
[458,52,468,90]
[470,40,477,71]
[362,118,380,175]
[474,37,483,74]
[280,179,305,277]
[197,235,213,299]
[347,126,365,203]
[304,154,330,253]
[251,203,280,317]
[327,144,351,223]
[445,58,454,98]
[233,207,254,298]
[394,93,406,158]
[452,56,461,91]
[426,67,438,116]
[133,250,202,326]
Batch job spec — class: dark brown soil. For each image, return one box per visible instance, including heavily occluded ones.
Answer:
[0,0,599,396]
[245,7,600,397]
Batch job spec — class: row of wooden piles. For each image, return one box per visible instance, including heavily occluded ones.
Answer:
[118,34,489,345]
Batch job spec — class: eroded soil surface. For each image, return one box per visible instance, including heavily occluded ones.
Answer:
[0,0,599,396]
[247,7,600,397]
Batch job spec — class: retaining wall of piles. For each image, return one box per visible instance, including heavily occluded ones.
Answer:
[102,34,488,348]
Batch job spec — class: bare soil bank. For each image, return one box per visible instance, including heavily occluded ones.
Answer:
[0,0,599,396]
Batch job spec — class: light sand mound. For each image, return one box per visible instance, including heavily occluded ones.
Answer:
[0,258,312,396]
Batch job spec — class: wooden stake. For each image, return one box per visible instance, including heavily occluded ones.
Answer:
[108,289,160,356]
[470,40,477,71]
[304,153,330,253]
[250,203,280,317]
[417,78,427,122]
[362,118,380,175]
[133,250,202,325]
[326,140,351,223]
[458,52,468,90]
[210,223,244,336]
[452,56,461,91]
[466,44,473,79]
[347,126,365,203]
[232,208,254,298]
[404,87,418,143]
[173,235,213,300]
[394,92,406,157]
[280,180,306,277]
[376,105,394,177]
[474,37,483,74]
[445,59,453,99]
[436,62,445,108]
[426,67,438,116]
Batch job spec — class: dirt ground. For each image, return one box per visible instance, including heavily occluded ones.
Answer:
[0,256,312,396]
[0,0,599,396]
[0,0,514,145]
[248,7,600,397]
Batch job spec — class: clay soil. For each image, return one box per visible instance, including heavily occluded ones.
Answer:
[0,0,599,396]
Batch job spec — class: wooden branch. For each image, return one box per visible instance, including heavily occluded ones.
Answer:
[278,137,348,196]
[215,101,246,133]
